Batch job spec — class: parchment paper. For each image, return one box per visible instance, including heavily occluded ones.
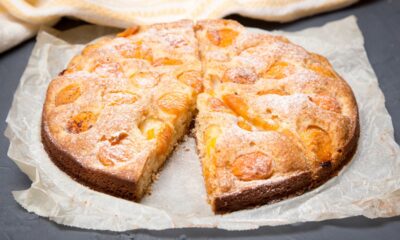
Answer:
[5,16,400,231]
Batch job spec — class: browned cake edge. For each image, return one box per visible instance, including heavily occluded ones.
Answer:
[311,105,360,188]
[41,117,139,201]
[212,112,360,214]
[213,171,312,213]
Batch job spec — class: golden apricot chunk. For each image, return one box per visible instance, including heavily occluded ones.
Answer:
[157,92,189,115]
[231,152,274,181]
[308,95,341,113]
[222,67,257,84]
[139,118,163,140]
[117,41,153,62]
[237,120,252,131]
[92,62,123,77]
[146,128,156,140]
[257,88,288,96]
[202,155,218,195]
[97,145,130,167]
[222,94,279,131]
[204,125,222,142]
[305,54,336,78]
[67,111,97,134]
[264,61,290,79]
[105,90,139,106]
[139,118,173,154]
[156,124,174,155]
[222,94,249,117]
[55,84,81,106]
[153,57,183,66]
[108,131,129,145]
[98,151,114,166]
[307,64,336,78]
[203,168,215,194]
[116,26,140,37]
[207,97,230,112]
[130,72,160,88]
[177,71,203,93]
[252,116,279,131]
[204,125,222,158]
[207,28,239,47]
[201,125,221,194]
[301,126,332,162]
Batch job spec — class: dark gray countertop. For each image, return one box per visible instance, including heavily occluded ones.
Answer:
[1,0,399,239]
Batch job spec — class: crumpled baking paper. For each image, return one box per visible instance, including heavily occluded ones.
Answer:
[5,16,400,231]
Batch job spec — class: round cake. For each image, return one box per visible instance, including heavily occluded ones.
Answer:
[41,19,359,213]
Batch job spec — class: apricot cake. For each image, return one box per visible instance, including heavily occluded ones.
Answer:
[42,19,359,213]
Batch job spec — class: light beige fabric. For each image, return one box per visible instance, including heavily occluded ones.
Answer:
[0,0,358,53]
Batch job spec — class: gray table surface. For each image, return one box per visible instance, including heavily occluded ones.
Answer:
[1,0,399,239]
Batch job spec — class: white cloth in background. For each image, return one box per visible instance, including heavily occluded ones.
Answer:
[0,0,358,53]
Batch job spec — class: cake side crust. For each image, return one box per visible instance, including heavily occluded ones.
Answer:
[212,117,359,213]
[41,118,139,201]
[213,171,312,213]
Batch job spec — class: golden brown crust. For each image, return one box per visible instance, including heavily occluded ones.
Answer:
[213,171,312,213]
[42,19,359,213]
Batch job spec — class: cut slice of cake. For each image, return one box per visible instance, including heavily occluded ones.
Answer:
[42,20,203,200]
[194,19,359,213]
